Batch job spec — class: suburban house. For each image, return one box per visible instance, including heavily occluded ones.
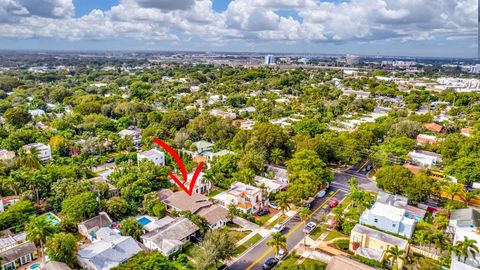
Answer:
[89,177,119,198]
[78,212,113,241]
[461,127,474,137]
[213,181,267,214]
[191,140,214,155]
[326,255,376,270]
[0,232,37,270]
[0,150,15,161]
[425,123,446,134]
[210,109,237,120]
[118,128,142,145]
[28,109,45,117]
[137,149,165,166]
[416,134,437,145]
[266,165,289,184]
[342,90,372,99]
[360,192,422,239]
[141,217,198,256]
[449,208,480,270]
[0,196,20,213]
[43,261,72,270]
[77,227,142,270]
[160,190,228,229]
[254,176,283,194]
[23,142,51,162]
[350,224,409,268]
[409,150,443,168]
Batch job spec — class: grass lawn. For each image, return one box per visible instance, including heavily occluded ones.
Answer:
[255,214,273,225]
[302,258,327,269]
[182,242,197,257]
[266,214,288,229]
[233,233,262,256]
[324,230,347,242]
[309,225,327,240]
[208,188,225,198]
[277,254,300,267]
[226,222,242,229]
[228,230,251,243]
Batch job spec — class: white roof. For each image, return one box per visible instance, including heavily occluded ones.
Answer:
[369,203,406,223]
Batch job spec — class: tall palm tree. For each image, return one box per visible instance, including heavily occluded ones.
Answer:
[26,216,57,264]
[17,147,42,170]
[266,232,287,256]
[299,207,311,246]
[385,246,406,270]
[455,236,479,263]
[269,148,284,165]
[442,182,465,201]
[414,230,431,249]
[275,193,290,215]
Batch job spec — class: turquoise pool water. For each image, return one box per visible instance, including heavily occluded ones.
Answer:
[29,263,41,270]
[46,213,60,226]
[137,217,152,226]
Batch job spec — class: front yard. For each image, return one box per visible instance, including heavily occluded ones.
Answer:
[233,233,262,256]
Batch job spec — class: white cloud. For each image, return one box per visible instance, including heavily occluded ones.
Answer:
[0,0,476,46]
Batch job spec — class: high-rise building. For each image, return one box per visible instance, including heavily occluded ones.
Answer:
[346,54,360,66]
[264,55,275,65]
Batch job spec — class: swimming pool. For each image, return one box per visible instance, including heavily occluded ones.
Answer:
[29,263,41,270]
[45,213,60,226]
[137,217,152,227]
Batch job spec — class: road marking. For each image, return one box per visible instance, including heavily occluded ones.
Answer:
[245,190,340,270]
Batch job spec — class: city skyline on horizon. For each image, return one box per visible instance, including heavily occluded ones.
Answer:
[0,0,478,58]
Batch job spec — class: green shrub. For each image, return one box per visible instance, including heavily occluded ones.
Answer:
[334,239,350,251]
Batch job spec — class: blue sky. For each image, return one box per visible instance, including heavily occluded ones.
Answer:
[0,0,477,58]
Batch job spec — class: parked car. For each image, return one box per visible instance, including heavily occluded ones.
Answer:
[262,257,279,269]
[106,158,114,163]
[276,248,287,260]
[303,221,316,234]
[328,199,339,208]
[272,223,285,233]
[268,201,278,208]
[257,208,270,216]
[316,190,326,198]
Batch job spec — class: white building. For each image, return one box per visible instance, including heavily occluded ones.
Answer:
[409,150,442,167]
[213,181,267,214]
[23,143,51,162]
[0,150,15,161]
[264,55,275,65]
[28,109,45,117]
[118,128,142,145]
[360,203,416,239]
[449,208,480,270]
[137,149,165,166]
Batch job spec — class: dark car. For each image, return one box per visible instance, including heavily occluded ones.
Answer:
[262,257,279,269]
[191,235,204,243]
[257,208,270,216]
[106,158,114,163]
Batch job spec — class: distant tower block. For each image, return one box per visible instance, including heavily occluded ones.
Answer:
[264,55,275,65]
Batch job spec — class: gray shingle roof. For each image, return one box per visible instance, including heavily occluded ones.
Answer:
[0,242,36,263]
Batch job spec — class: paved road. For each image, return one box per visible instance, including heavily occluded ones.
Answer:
[228,169,376,270]
[229,188,346,270]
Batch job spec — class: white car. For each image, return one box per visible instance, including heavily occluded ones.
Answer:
[303,221,316,234]
[272,223,286,233]
[317,190,326,198]
[276,248,287,260]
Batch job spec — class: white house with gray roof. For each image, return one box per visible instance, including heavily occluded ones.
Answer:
[141,217,198,256]
[77,227,141,270]
[360,202,416,238]
[137,149,165,166]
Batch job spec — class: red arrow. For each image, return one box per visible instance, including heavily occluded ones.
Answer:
[153,137,204,196]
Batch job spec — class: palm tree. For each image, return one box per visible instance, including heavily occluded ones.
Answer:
[385,246,406,270]
[414,230,431,249]
[299,207,311,246]
[442,182,465,201]
[26,216,57,264]
[348,177,358,189]
[455,236,479,263]
[275,193,290,215]
[266,232,287,256]
[269,148,284,165]
[463,191,476,205]
[17,147,42,170]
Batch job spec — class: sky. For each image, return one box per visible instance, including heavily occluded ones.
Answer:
[0,0,477,58]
